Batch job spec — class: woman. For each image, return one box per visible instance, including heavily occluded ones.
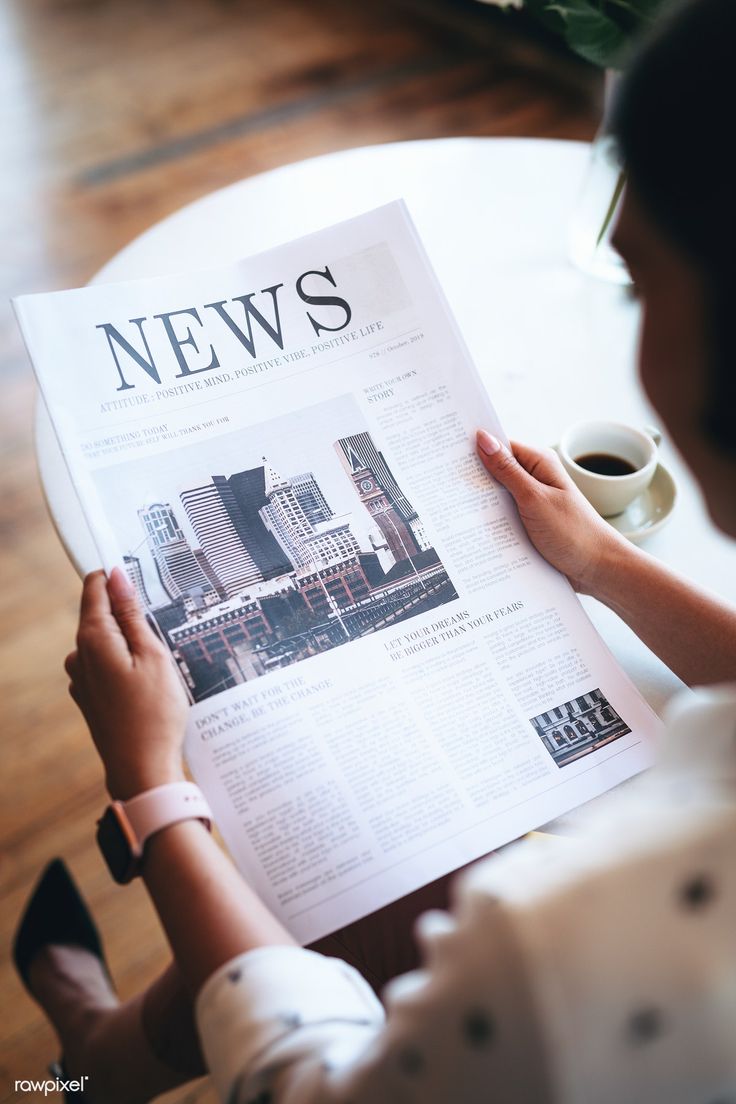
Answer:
[14,0,736,1099]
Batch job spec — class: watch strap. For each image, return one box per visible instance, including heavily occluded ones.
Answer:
[121,781,212,855]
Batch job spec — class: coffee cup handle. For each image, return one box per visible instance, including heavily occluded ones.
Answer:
[643,425,662,448]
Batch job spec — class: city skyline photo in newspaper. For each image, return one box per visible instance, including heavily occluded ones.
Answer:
[91,392,458,700]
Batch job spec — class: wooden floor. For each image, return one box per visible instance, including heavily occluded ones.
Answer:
[0,2,600,1099]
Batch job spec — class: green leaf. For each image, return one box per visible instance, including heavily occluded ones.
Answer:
[603,0,665,30]
[618,0,665,17]
[544,0,628,67]
[523,0,567,33]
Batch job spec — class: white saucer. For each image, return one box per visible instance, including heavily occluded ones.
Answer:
[606,461,677,543]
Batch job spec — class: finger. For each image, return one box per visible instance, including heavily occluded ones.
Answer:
[508,440,572,490]
[77,571,131,666]
[64,650,79,678]
[476,430,542,502]
[79,570,110,624]
[107,565,157,656]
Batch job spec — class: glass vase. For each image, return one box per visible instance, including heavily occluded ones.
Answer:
[568,71,631,285]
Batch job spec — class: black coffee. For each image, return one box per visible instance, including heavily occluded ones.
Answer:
[575,452,638,477]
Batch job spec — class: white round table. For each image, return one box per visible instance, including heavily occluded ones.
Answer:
[36,137,735,716]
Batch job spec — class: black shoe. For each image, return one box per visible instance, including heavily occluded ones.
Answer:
[14,860,109,1101]
[13,858,107,991]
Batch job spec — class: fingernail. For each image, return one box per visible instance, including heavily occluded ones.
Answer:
[109,565,134,597]
[477,429,501,456]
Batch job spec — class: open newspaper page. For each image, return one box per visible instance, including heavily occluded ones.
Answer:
[15,201,662,943]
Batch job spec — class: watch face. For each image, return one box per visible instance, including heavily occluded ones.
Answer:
[360,479,374,492]
[96,805,138,885]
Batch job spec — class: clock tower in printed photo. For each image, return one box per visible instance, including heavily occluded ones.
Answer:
[335,433,422,565]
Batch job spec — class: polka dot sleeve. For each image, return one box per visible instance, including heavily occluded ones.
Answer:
[195,946,385,1103]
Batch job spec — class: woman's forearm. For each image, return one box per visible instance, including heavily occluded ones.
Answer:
[141,819,295,997]
[589,540,736,686]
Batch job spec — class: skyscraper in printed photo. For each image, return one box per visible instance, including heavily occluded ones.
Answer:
[123,553,152,607]
[258,460,361,570]
[225,466,296,579]
[138,503,220,601]
[290,472,333,526]
[180,482,263,598]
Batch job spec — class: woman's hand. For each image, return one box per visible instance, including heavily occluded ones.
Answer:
[65,568,188,800]
[476,429,631,594]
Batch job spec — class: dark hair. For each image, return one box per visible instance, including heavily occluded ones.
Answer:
[611,0,736,452]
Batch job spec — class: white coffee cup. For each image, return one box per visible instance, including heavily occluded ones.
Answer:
[558,421,661,517]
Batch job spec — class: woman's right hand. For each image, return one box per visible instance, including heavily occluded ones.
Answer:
[476,429,631,595]
[65,568,188,800]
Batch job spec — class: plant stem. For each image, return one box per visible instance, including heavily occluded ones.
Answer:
[596,168,626,248]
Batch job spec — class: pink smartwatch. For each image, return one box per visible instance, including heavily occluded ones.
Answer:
[96,781,213,884]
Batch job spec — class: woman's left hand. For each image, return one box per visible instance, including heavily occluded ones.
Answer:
[476,430,630,594]
[66,568,188,799]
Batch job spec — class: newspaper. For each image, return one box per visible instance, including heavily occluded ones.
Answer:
[14,201,662,944]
